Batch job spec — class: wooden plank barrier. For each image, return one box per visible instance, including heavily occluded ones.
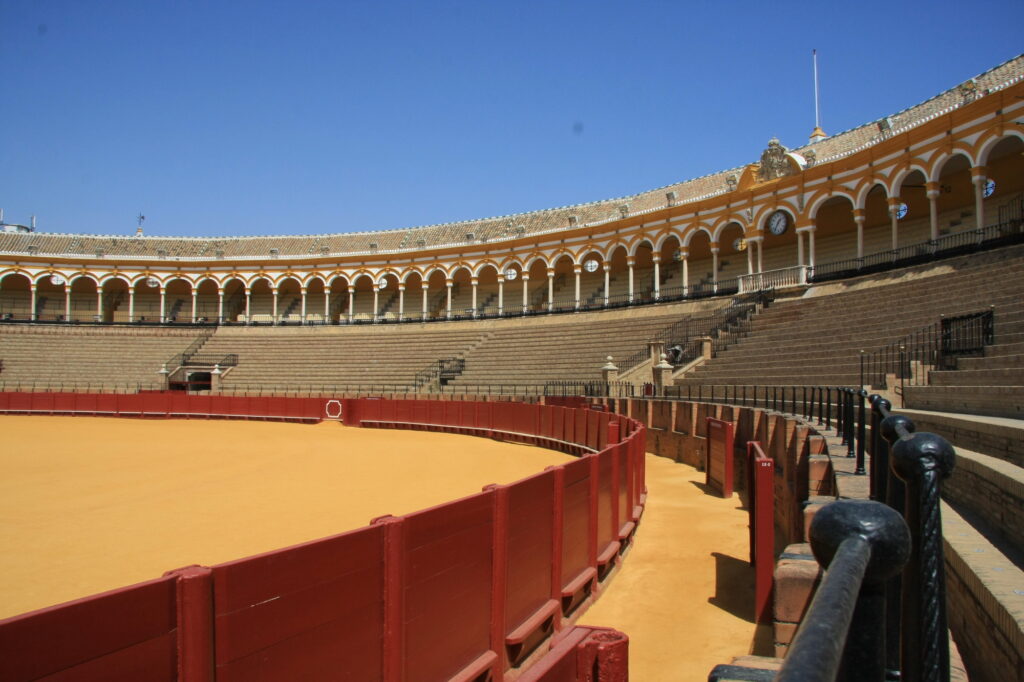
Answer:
[747,441,776,625]
[0,393,647,681]
[705,417,735,498]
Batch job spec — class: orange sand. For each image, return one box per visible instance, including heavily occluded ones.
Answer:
[0,416,572,618]
[0,415,756,679]
[584,454,759,680]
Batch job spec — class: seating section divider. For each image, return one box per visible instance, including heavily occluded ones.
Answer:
[0,393,644,682]
[747,441,775,625]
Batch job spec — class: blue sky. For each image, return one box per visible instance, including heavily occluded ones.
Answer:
[2,1,1021,237]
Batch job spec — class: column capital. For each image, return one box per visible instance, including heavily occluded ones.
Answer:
[573,265,582,274]
[887,196,903,207]
[421,282,430,290]
[852,208,866,221]
[497,274,504,283]
[470,277,479,285]
[651,254,661,264]
[445,279,453,287]
[397,283,405,291]
[970,165,988,180]
[795,223,816,233]
[546,268,555,277]
[626,256,636,266]
[925,181,941,199]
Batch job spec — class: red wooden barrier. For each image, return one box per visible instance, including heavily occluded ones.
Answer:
[399,491,498,681]
[747,441,776,624]
[559,457,595,617]
[0,575,181,682]
[0,393,648,681]
[211,526,385,681]
[705,417,735,498]
[499,471,559,667]
[595,448,618,578]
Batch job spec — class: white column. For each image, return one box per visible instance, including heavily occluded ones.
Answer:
[159,288,166,323]
[573,265,581,309]
[421,283,429,320]
[926,182,940,241]
[652,256,661,299]
[398,284,405,320]
[797,230,805,266]
[854,214,865,259]
[300,288,307,323]
[29,282,37,321]
[324,287,330,321]
[603,264,610,306]
[682,256,689,295]
[972,168,987,231]
[245,289,251,324]
[191,291,197,323]
[746,242,754,274]
[808,228,816,269]
[521,274,529,314]
[711,247,719,292]
[372,287,379,321]
[546,269,554,311]
[626,257,635,302]
[272,288,279,323]
[889,198,900,249]
[64,288,71,321]
[217,290,223,323]
[471,277,478,318]
[445,280,453,319]
[497,275,504,316]
[347,287,355,323]
[757,240,764,272]
[129,289,136,322]
[96,289,102,320]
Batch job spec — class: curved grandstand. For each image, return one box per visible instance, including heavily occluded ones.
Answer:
[1,55,1023,681]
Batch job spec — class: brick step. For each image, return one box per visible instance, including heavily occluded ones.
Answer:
[928,368,1024,386]
[902,385,1024,420]
[957,354,1024,370]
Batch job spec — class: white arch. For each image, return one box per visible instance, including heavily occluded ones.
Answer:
[711,220,746,243]
[977,130,1024,166]
[928,150,975,183]
[681,226,714,247]
[807,191,856,221]
[855,181,891,210]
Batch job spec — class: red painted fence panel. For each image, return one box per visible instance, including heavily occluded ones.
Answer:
[0,576,179,682]
[595,447,618,571]
[503,471,558,666]
[705,417,735,498]
[748,441,776,624]
[559,457,595,616]
[211,526,386,682]
[400,491,497,682]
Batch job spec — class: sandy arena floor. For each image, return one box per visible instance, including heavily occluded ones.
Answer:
[0,414,757,678]
[0,416,572,619]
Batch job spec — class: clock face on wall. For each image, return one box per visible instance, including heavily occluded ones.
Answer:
[896,203,908,220]
[767,210,789,235]
[732,238,747,252]
[584,259,599,273]
[504,268,518,281]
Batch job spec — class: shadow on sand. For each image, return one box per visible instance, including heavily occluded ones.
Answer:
[708,551,775,657]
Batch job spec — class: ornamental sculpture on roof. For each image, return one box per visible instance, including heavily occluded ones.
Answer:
[757,137,796,183]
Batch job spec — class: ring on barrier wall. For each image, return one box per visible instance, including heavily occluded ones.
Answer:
[324,399,343,420]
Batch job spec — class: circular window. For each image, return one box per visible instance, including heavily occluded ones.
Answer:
[49,274,66,286]
[896,203,908,220]
[983,179,995,198]
[584,259,599,273]
[504,268,518,281]
[377,277,388,290]
[146,277,161,288]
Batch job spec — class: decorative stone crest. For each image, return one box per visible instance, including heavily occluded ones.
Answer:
[958,79,978,104]
[803,150,816,167]
[757,138,795,182]
[725,174,738,191]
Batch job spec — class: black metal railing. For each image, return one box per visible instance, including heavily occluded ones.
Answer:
[618,293,768,372]
[860,309,994,390]
[413,357,466,387]
[709,395,956,681]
